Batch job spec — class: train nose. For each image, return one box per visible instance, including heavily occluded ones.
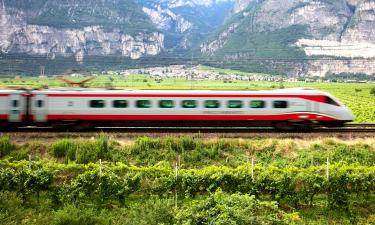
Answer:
[343,107,355,122]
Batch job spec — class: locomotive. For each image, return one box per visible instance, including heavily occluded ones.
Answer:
[0,88,354,130]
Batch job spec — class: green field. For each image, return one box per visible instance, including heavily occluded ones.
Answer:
[1,74,375,123]
[1,135,375,224]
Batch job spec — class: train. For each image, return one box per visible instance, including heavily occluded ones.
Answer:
[0,88,354,130]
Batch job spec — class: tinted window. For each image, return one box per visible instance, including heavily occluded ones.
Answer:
[113,100,128,108]
[159,100,175,108]
[137,100,152,108]
[182,100,197,108]
[12,100,19,107]
[325,96,340,106]
[204,100,220,108]
[90,100,105,108]
[273,101,288,108]
[36,100,44,108]
[227,100,243,108]
[250,100,265,108]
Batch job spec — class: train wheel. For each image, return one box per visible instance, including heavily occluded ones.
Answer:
[73,122,94,130]
[0,122,7,129]
[273,122,295,131]
[273,121,314,131]
[320,121,345,128]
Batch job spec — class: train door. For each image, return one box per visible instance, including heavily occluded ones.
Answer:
[33,94,47,122]
[8,93,23,122]
[305,101,312,113]
[313,101,320,113]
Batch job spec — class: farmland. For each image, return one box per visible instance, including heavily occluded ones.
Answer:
[1,74,375,122]
[1,135,375,224]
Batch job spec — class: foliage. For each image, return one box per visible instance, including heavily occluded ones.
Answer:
[0,168,53,203]
[108,197,176,225]
[175,190,300,225]
[20,0,157,34]
[370,87,375,96]
[49,139,77,160]
[52,205,108,225]
[66,169,140,206]
[7,136,375,169]
[0,136,16,158]
[1,159,374,210]
[49,136,115,163]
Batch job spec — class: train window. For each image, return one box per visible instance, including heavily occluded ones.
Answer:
[227,100,243,108]
[325,96,340,106]
[12,100,19,107]
[36,100,44,108]
[137,100,152,108]
[159,100,175,108]
[113,100,128,108]
[90,100,105,108]
[182,100,197,108]
[204,100,220,108]
[273,101,288,108]
[250,100,265,108]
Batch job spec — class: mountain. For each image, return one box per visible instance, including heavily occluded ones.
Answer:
[0,0,163,64]
[0,0,234,74]
[200,0,375,75]
[136,0,234,50]
[2,0,374,76]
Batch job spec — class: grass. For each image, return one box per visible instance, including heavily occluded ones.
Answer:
[0,136,16,158]
[2,135,375,168]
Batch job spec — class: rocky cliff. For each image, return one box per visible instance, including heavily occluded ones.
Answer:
[137,0,234,49]
[0,0,164,62]
[201,0,375,75]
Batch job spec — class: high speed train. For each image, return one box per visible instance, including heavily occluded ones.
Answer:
[0,88,354,130]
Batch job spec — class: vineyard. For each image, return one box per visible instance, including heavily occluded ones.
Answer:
[0,135,375,224]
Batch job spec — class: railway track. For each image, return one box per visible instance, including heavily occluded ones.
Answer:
[1,125,375,141]
[2,124,375,133]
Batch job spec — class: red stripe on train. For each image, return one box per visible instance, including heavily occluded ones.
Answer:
[47,114,337,121]
[0,114,8,120]
[0,94,9,97]
[47,94,326,103]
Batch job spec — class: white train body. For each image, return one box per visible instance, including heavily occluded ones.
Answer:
[0,88,354,129]
[24,88,354,129]
[0,90,27,127]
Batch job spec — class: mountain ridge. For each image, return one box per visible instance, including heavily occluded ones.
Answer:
[200,0,375,75]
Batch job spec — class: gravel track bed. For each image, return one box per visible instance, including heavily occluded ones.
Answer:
[2,126,375,143]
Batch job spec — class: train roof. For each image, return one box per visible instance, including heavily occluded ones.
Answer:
[31,88,328,96]
[0,89,27,94]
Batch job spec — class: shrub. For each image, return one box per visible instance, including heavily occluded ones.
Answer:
[12,168,53,203]
[49,139,76,159]
[94,135,113,160]
[110,198,175,225]
[52,205,108,225]
[75,142,97,164]
[67,169,140,206]
[50,137,115,164]
[175,190,300,225]
[0,136,16,158]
